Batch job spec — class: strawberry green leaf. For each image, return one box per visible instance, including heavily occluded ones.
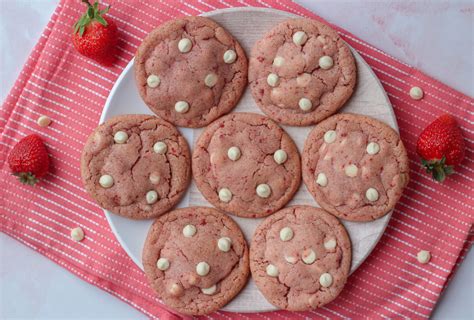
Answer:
[100,5,110,15]
[93,1,98,10]
[87,6,94,18]
[444,165,454,175]
[79,25,85,36]
[74,22,81,33]
[15,172,39,186]
[95,15,108,26]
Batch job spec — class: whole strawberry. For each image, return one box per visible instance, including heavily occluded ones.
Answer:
[8,134,50,185]
[417,114,465,182]
[72,0,118,66]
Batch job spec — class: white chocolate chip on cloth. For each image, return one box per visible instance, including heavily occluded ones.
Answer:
[135,16,248,128]
[409,86,424,100]
[37,115,52,127]
[81,115,191,219]
[192,113,301,218]
[70,227,85,242]
[250,206,351,311]
[303,113,409,221]
[142,207,249,316]
[417,250,431,264]
[249,18,356,126]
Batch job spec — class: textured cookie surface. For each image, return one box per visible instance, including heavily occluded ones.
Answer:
[81,115,190,219]
[249,18,356,126]
[135,16,247,128]
[142,207,249,315]
[192,113,301,218]
[302,113,409,221]
[250,206,351,311]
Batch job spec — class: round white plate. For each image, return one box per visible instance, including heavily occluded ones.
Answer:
[100,7,397,313]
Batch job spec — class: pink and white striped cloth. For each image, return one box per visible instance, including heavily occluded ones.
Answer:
[1,0,473,319]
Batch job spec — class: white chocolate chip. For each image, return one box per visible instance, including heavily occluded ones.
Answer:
[319,56,334,70]
[223,49,237,63]
[227,146,241,161]
[196,261,210,276]
[218,188,232,203]
[316,35,326,44]
[70,227,84,242]
[149,173,160,184]
[209,152,217,164]
[284,255,298,264]
[187,274,198,285]
[324,239,337,250]
[183,224,197,238]
[273,149,287,164]
[37,115,51,127]
[146,190,158,204]
[153,141,167,154]
[279,227,294,242]
[174,101,189,113]
[168,283,183,296]
[366,142,380,155]
[302,249,317,264]
[114,131,128,144]
[266,264,279,277]
[323,130,337,143]
[409,86,424,100]
[99,175,114,188]
[308,295,318,308]
[273,56,285,67]
[292,31,308,46]
[156,257,170,270]
[204,73,218,87]
[267,73,279,87]
[296,73,312,87]
[366,188,379,202]
[201,285,217,295]
[256,184,271,198]
[319,273,333,287]
[298,97,312,111]
[147,74,160,88]
[417,250,431,264]
[178,38,192,53]
[344,164,358,177]
[316,173,328,187]
[217,237,232,252]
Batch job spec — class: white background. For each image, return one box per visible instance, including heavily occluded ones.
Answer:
[0,0,473,319]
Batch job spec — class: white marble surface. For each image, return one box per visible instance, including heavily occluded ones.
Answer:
[0,1,472,319]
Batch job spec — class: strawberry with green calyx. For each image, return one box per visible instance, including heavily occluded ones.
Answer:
[417,114,465,182]
[72,0,118,66]
[7,134,50,186]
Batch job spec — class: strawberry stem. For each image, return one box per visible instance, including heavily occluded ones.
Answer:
[13,172,39,186]
[421,156,454,183]
[73,0,109,36]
